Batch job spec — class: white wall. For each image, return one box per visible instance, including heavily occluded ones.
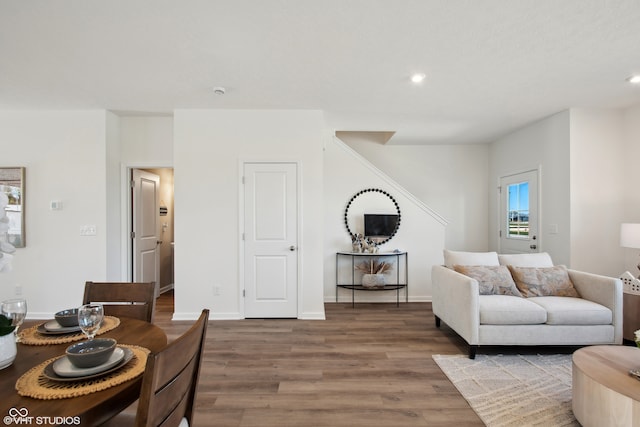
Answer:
[621,105,640,275]
[173,110,325,320]
[489,110,571,265]
[114,116,174,280]
[569,109,626,276]
[119,116,174,163]
[105,112,121,279]
[5,105,638,318]
[0,111,108,317]
[339,132,488,251]
[324,138,446,302]
[488,108,635,276]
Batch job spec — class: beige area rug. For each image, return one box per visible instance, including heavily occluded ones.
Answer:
[433,354,579,427]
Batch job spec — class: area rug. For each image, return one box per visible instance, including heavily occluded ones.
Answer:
[433,354,579,427]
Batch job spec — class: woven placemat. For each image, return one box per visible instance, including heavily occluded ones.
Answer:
[15,344,149,400]
[19,316,121,346]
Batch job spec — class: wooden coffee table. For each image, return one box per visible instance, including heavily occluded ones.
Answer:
[572,345,640,427]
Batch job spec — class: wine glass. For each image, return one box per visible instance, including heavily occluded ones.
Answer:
[1,298,27,342]
[78,304,104,340]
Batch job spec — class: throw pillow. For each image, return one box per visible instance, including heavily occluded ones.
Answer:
[444,250,500,268]
[497,252,554,268]
[453,265,523,296]
[507,265,580,298]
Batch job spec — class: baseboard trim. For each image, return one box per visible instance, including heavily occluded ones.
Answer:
[159,283,174,294]
[324,296,432,303]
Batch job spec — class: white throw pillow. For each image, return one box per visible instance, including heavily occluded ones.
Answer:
[443,249,499,268]
[498,252,554,268]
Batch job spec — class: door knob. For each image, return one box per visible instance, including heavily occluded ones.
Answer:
[530,244,537,250]
[289,246,296,251]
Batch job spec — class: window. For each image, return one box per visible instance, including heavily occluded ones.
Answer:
[507,182,529,238]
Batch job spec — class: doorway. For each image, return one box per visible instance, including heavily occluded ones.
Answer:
[242,162,299,318]
[129,167,175,297]
[499,169,539,254]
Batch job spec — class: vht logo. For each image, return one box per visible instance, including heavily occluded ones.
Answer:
[3,408,80,425]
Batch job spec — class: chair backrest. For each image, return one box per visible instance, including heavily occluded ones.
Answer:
[135,309,209,427]
[83,281,157,323]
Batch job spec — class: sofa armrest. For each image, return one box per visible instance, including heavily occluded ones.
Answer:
[568,269,623,343]
[431,265,480,345]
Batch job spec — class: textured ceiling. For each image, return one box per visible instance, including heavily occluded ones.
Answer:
[1,0,640,144]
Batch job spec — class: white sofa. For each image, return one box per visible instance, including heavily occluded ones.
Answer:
[432,251,623,358]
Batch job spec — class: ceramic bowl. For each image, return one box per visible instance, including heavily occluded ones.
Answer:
[55,308,79,327]
[65,338,117,368]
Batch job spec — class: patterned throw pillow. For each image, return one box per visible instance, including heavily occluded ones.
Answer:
[507,265,580,298]
[453,265,523,296]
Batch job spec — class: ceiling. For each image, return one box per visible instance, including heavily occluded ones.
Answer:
[1,0,640,145]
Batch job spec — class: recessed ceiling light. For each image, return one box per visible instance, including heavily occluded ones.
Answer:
[410,73,426,84]
[627,75,640,84]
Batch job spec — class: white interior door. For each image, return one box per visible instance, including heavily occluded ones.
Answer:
[243,162,298,318]
[499,169,539,254]
[132,169,160,292]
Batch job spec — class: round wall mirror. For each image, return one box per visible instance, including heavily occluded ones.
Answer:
[344,188,401,245]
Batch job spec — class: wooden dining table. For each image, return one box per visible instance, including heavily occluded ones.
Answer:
[0,317,167,426]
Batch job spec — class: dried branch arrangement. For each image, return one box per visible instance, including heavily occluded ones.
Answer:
[354,259,392,275]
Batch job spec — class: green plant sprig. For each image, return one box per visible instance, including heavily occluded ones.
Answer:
[0,314,16,337]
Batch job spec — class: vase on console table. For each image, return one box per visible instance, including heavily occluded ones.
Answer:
[0,314,17,370]
[362,273,385,288]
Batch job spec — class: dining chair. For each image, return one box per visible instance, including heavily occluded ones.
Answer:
[105,309,209,427]
[83,281,157,323]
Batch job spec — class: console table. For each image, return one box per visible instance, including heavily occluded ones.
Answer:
[336,251,408,307]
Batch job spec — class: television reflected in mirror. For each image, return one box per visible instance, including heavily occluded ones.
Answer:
[364,214,399,238]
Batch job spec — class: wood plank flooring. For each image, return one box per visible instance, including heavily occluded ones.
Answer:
[155,292,484,426]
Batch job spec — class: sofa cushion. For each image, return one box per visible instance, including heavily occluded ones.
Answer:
[444,250,499,268]
[498,252,554,268]
[508,265,580,297]
[527,296,612,325]
[453,264,523,296]
[479,295,547,325]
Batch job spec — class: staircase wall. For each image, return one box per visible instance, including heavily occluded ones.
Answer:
[324,136,448,302]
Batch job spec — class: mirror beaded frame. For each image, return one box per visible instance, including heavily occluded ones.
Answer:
[344,188,401,245]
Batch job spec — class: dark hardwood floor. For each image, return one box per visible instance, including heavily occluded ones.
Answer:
[155,292,484,426]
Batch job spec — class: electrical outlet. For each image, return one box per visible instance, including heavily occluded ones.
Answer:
[15,284,22,296]
[80,225,97,236]
[213,285,221,296]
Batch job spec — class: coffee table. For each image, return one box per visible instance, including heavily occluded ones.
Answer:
[572,345,640,427]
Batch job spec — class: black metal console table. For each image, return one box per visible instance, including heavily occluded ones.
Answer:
[336,251,408,307]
